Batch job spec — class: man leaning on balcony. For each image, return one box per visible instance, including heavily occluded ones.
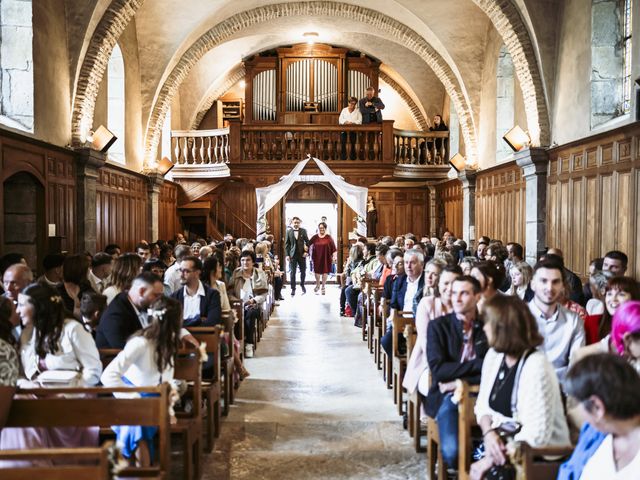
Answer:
[339,96,362,160]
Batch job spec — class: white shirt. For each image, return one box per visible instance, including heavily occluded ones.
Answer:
[101,335,174,398]
[580,433,640,480]
[103,285,120,305]
[182,281,205,320]
[528,301,585,384]
[403,276,420,317]
[339,106,362,125]
[88,269,106,293]
[164,261,182,294]
[20,319,102,386]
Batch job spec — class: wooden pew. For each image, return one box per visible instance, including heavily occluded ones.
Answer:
[219,310,236,416]
[404,322,426,453]
[5,384,172,479]
[512,442,573,480]
[361,278,378,344]
[232,300,245,368]
[0,441,114,480]
[392,311,414,415]
[372,290,386,370]
[187,326,223,453]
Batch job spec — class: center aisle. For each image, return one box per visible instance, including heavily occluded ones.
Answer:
[204,286,425,479]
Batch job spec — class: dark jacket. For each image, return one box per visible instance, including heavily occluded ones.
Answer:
[95,291,142,349]
[424,312,488,417]
[564,268,585,306]
[171,283,222,327]
[284,228,309,259]
[390,272,426,317]
[358,96,385,124]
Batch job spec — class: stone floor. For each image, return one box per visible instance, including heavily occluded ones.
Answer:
[201,286,425,479]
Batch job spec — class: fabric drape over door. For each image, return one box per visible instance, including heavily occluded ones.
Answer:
[255,156,367,237]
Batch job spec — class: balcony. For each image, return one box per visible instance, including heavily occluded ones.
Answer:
[170,120,451,180]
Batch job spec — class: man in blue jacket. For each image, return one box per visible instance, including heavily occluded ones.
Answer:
[171,255,222,326]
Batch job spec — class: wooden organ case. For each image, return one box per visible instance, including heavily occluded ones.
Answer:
[243,43,380,125]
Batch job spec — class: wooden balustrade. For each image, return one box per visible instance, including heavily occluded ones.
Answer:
[171,128,230,165]
[393,129,449,165]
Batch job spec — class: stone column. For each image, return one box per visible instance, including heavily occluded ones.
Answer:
[458,168,477,247]
[515,147,549,265]
[75,148,106,253]
[147,172,164,243]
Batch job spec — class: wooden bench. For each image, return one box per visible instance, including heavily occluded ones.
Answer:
[392,311,414,415]
[5,384,172,479]
[220,310,237,416]
[372,290,386,371]
[186,326,223,453]
[361,278,378,344]
[512,442,573,480]
[0,441,115,480]
[404,322,426,453]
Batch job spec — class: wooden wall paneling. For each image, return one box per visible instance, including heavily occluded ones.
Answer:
[635,170,640,279]
[616,171,632,256]
[435,179,463,238]
[366,187,429,238]
[159,181,180,241]
[46,154,77,253]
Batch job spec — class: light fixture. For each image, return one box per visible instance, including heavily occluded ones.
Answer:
[239,79,246,89]
[89,125,118,152]
[157,156,175,176]
[303,31,319,44]
[449,153,466,172]
[502,125,530,152]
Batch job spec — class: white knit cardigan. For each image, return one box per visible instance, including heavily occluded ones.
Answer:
[474,348,570,447]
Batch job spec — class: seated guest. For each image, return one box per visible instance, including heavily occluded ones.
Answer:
[486,243,511,291]
[602,250,628,277]
[0,296,19,428]
[143,258,170,296]
[0,283,102,463]
[101,297,182,466]
[340,245,364,316]
[37,253,65,287]
[135,242,151,262]
[470,261,506,311]
[475,240,488,261]
[103,253,143,305]
[470,296,570,479]
[96,272,165,349]
[585,270,611,316]
[171,255,221,327]
[528,258,585,385]
[506,242,524,265]
[381,249,426,357]
[611,301,640,373]
[544,249,585,305]
[582,257,604,304]
[422,259,444,298]
[405,265,461,400]
[164,244,191,294]
[57,253,95,319]
[104,244,121,259]
[3,263,33,338]
[80,291,107,337]
[460,256,479,276]
[425,275,488,474]
[229,251,269,359]
[564,354,640,479]
[88,252,113,294]
[379,250,404,319]
[507,260,533,300]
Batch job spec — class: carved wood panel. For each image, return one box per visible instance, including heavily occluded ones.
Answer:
[475,161,526,247]
[547,123,640,279]
[96,166,149,252]
[159,181,180,241]
[368,187,429,238]
[46,154,76,253]
[436,179,463,238]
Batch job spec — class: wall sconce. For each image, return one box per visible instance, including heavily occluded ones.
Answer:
[502,125,530,152]
[88,125,118,152]
[449,153,466,172]
[157,156,174,176]
[303,32,319,45]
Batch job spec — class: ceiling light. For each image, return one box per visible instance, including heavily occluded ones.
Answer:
[303,32,319,44]
[448,153,466,173]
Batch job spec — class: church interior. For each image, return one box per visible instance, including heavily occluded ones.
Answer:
[0,0,640,479]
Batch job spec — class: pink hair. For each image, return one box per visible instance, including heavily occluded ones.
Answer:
[611,300,640,354]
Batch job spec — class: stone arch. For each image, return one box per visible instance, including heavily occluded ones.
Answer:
[472,0,550,146]
[189,65,247,130]
[143,2,479,166]
[378,71,429,131]
[496,44,515,160]
[71,0,144,144]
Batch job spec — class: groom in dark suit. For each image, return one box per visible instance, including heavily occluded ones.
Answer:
[285,216,309,296]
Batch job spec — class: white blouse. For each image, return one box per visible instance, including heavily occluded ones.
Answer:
[101,335,174,398]
[20,319,102,386]
[474,349,570,448]
[580,433,640,480]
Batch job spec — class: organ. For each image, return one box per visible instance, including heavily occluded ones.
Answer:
[243,43,381,125]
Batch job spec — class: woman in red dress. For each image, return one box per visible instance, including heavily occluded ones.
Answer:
[309,222,337,295]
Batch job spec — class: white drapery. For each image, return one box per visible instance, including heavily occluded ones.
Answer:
[255,155,368,237]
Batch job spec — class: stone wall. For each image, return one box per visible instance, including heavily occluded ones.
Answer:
[0,0,33,131]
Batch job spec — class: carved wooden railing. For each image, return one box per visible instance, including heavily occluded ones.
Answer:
[393,129,449,165]
[229,122,395,163]
[171,128,230,165]
[213,197,257,239]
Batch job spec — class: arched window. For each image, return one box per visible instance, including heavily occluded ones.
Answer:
[449,104,460,159]
[0,0,34,132]
[496,45,515,161]
[107,43,125,163]
[591,0,633,127]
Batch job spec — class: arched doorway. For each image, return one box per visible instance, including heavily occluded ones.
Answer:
[283,182,338,285]
[3,172,45,271]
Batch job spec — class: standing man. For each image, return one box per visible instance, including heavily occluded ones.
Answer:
[285,216,309,296]
[358,86,385,124]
